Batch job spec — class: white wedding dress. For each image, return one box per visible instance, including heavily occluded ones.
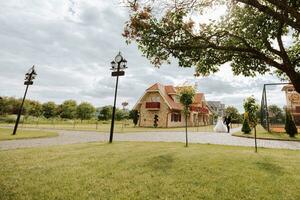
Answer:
[213,117,227,133]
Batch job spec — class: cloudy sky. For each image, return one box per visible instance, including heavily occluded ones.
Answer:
[0,0,287,112]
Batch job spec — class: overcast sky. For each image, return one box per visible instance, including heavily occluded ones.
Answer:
[0,0,287,112]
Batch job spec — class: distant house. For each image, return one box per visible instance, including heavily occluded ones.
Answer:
[282,84,300,125]
[207,101,225,117]
[133,83,212,127]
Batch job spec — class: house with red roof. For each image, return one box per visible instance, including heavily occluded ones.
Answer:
[133,83,212,127]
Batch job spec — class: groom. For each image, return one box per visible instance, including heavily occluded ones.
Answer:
[223,115,231,133]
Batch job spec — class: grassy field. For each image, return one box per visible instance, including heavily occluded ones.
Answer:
[0,128,58,141]
[0,142,299,200]
[0,122,240,133]
[233,125,300,141]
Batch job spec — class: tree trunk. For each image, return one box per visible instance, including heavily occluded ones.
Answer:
[185,113,188,147]
[286,71,300,93]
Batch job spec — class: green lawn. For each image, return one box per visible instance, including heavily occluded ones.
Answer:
[0,122,240,133]
[0,142,299,200]
[233,125,300,141]
[0,128,58,141]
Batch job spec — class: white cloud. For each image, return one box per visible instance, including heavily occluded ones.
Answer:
[0,0,286,112]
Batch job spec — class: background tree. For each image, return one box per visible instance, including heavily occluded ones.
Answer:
[59,100,77,119]
[224,106,241,123]
[124,0,300,93]
[129,110,139,127]
[241,112,251,134]
[0,97,10,115]
[285,111,298,137]
[42,102,57,119]
[26,100,43,117]
[6,97,22,115]
[268,104,284,124]
[243,96,259,152]
[76,102,96,121]
[115,108,129,121]
[97,106,112,121]
[178,86,196,147]
[243,96,259,128]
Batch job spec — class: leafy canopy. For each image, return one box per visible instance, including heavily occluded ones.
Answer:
[243,96,259,127]
[177,86,196,114]
[124,0,300,92]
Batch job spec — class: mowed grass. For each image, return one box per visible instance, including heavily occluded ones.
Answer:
[0,128,58,141]
[0,122,240,133]
[0,142,299,200]
[233,125,300,141]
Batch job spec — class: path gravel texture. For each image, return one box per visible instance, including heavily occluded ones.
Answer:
[1,127,300,150]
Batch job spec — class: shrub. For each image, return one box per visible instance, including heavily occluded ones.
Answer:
[241,112,251,134]
[285,112,298,137]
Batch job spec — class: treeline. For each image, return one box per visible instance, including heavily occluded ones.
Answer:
[0,97,134,121]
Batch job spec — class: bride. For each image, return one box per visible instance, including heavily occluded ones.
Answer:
[213,116,227,133]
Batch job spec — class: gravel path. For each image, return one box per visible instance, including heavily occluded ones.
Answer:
[1,127,300,150]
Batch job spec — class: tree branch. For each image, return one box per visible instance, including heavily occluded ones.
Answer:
[171,40,284,70]
[237,0,300,31]
[265,0,300,23]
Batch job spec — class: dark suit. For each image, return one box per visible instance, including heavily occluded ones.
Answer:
[224,116,231,133]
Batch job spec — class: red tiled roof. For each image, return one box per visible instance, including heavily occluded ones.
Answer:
[165,85,176,94]
[146,83,159,91]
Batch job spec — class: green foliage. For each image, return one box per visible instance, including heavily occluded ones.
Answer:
[285,112,298,137]
[225,106,241,123]
[268,105,284,124]
[42,102,57,118]
[97,106,112,121]
[177,86,195,147]
[115,109,129,121]
[177,86,196,114]
[0,96,129,122]
[124,0,300,92]
[25,100,43,117]
[76,102,96,121]
[58,100,77,119]
[243,96,259,127]
[241,112,251,134]
[129,110,139,126]
[153,114,158,128]
[0,97,8,115]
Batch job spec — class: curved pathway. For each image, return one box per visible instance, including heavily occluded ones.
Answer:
[1,128,300,150]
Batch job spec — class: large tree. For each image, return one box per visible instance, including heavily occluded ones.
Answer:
[123,0,300,93]
[97,106,113,121]
[268,104,284,123]
[25,100,43,117]
[42,102,57,119]
[224,106,241,123]
[76,102,96,121]
[58,100,77,119]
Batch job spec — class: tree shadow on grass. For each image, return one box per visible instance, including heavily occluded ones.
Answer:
[147,154,174,172]
[255,160,284,175]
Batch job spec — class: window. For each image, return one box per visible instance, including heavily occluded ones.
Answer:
[171,113,181,122]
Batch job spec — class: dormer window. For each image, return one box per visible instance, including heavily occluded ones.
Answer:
[149,96,160,102]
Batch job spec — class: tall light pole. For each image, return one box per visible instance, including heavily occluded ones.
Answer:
[12,66,37,135]
[109,52,127,143]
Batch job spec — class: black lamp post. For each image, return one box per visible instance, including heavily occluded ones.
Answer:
[109,52,127,143]
[12,66,37,135]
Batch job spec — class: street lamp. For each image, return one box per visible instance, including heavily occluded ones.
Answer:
[109,52,127,143]
[12,65,37,135]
